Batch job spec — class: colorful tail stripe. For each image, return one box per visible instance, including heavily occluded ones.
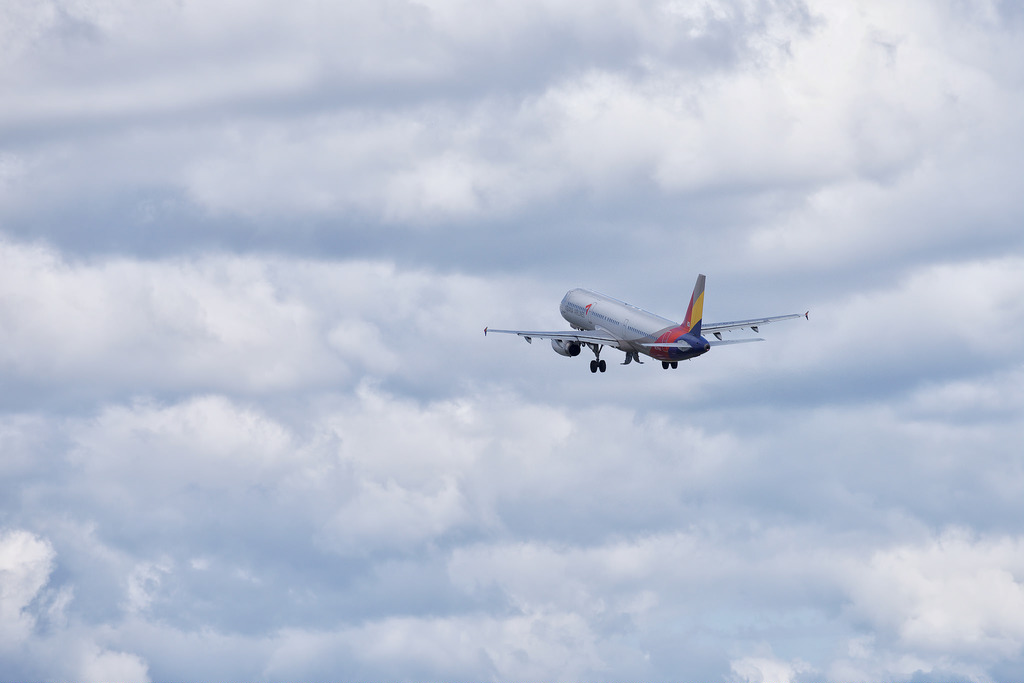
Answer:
[684,274,705,336]
[648,274,707,360]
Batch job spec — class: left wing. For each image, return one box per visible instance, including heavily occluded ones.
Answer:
[702,312,808,340]
[484,328,619,346]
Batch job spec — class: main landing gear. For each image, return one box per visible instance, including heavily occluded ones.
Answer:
[588,343,607,373]
[661,361,679,369]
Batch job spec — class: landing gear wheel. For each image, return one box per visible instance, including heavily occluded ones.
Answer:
[662,361,669,369]
[671,361,678,369]
[598,360,606,373]
[590,360,598,373]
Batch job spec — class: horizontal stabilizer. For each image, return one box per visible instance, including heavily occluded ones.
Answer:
[708,337,764,346]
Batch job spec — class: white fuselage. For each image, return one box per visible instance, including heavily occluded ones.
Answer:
[560,288,671,347]
[559,288,706,361]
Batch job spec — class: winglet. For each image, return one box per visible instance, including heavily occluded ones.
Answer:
[805,311,809,320]
[484,327,488,336]
[684,273,706,336]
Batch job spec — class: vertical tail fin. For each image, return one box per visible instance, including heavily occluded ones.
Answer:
[684,273,705,336]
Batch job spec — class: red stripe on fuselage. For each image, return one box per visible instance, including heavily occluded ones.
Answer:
[649,323,692,361]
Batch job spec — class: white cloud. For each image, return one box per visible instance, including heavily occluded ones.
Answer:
[322,476,469,556]
[124,559,172,615]
[69,396,296,488]
[9,0,1018,239]
[347,611,604,680]
[0,529,55,647]
[257,609,610,680]
[0,240,1017,680]
[902,365,1024,434]
[0,241,346,394]
[0,241,538,400]
[730,652,811,683]
[1,374,1022,679]
[78,645,151,683]
[0,528,153,682]
[707,255,1024,397]
[845,529,1024,658]
[1,0,1023,679]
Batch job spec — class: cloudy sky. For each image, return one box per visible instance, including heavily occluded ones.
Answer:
[1,0,1023,680]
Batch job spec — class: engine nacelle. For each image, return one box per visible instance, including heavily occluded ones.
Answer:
[551,339,581,357]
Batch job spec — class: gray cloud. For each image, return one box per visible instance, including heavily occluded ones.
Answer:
[1,0,1023,680]
[4,358,1022,678]
[3,0,1018,276]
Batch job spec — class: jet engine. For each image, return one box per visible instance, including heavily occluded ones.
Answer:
[551,339,581,357]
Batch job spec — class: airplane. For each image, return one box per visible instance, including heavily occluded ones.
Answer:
[485,274,807,373]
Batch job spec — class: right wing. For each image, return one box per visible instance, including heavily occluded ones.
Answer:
[702,312,808,339]
[484,328,619,346]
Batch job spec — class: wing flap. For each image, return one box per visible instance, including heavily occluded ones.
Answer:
[702,312,807,335]
[485,328,619,345]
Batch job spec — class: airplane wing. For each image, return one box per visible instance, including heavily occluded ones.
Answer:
[484,328,619,346]
[702,312,808,340]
